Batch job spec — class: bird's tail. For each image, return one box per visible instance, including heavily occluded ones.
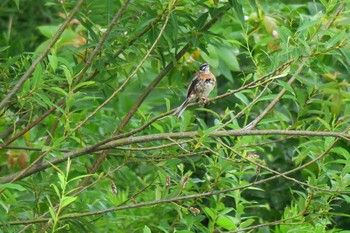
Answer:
[174,99,189,118]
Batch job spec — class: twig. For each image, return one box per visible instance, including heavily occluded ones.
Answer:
[243,61,305,130]
[0,1,84,111]
[72,0,132,85]
[5,133,348,226]
[243,3,345,130]
[66,0,172,139]
[84,0,235,181]
[83,0,183,181]
[0,0,133,188]
[1,128,349,184]
[217,139,342,193]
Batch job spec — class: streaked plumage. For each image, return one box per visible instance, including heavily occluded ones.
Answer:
[174,63,216,118]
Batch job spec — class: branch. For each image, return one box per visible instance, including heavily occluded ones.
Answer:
[0,0,84,111]
[244,60,305,129]
[4,133,348,226]
[64,1,181,190]
[66,0,172,139]
[99,129,350,149]
[1,129,348,184]
[84,0,236,179]
[243,3,345,130]
[0,0,133,189]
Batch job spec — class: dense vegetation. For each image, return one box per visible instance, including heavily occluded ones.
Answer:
[1,0,350,232]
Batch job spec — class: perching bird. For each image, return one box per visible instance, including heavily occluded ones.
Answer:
[174,62,216,118]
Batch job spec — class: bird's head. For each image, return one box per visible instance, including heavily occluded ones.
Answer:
[199,63,210,73]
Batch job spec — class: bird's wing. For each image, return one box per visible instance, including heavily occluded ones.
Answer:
[186,73,200,98]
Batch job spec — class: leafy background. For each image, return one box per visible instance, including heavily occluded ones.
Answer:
[1,0,350,232]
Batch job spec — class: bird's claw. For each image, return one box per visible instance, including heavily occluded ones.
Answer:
[200,97,209,103]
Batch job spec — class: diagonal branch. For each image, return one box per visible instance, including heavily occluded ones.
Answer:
[0,0,84,111]
[84,2,242,178]
[0,0,133,187]
[243,3,345,130]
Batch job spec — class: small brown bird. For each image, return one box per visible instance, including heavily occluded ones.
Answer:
[174,63,216,118]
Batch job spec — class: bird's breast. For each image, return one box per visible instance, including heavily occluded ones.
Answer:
[202,78,215,97]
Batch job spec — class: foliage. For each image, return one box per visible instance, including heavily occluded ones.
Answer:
[1,0,350,232]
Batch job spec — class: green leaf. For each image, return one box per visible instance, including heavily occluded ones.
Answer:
[61,65,72,86]
[152,122,164,133]
[143,225,151,233]
[49,86,67,96]
[326,30,346,49]
[73,81,96,91]
[48,54,58,72]
[61,196,77,208]
[38,25,59,38]
[331,147,350,160]
[240,219,255,228]
[234,92,249,106]
[229,0,244,24]
[217,47,240,71]
[12,0,20,9]
[32,63,43,88]
[196,12,208,30]
[0,183,26,191]
[46,197,57,222]
[165,98,171,112]
[203,207,216,220]
[155,185,162,200]
[316,117,331,131]
[216,215,237,230]
[69,174,93,183]
[48,206,57,222]
[0,46,10,52]
[51,183,61,197]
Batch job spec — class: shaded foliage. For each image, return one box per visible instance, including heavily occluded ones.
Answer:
[1,0,350,232]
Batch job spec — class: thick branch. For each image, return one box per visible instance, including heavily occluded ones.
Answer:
[0,129,348,183]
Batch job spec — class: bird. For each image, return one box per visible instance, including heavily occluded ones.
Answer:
[174,62,216,118]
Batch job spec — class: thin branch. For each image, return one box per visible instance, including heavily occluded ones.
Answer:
[0,0,133,187]
[243,2,345,130]
[115,139,194,151]
[99,129,350,149]
[217,139,342,193]
[89,58,295,148]
[243,61,305,130]
[66,0,173,139]
[0,0,84,111]
[1,128,348,184]
[72,0,132,85]
[5,133,348,226]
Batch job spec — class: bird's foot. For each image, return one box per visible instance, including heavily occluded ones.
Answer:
[200,97,209,103]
